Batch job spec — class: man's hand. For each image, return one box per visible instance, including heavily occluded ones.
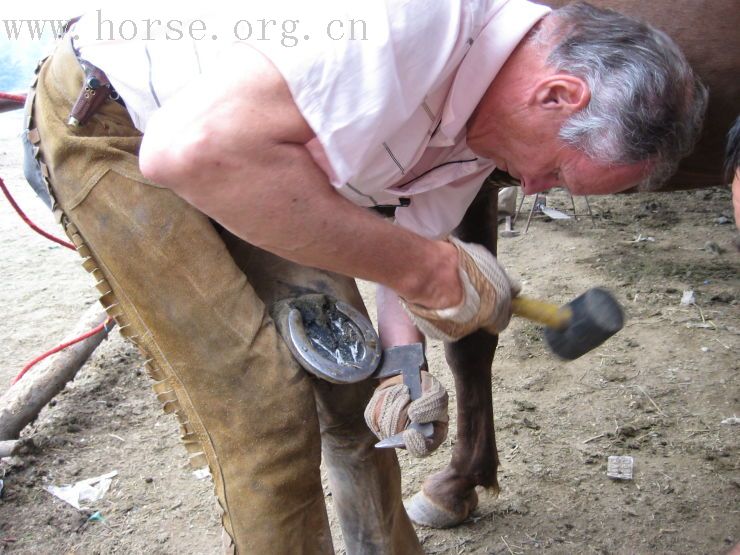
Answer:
[400,237,519,341]
[364,372,448,457]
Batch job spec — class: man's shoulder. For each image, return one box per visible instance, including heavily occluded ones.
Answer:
[381,0,476,42]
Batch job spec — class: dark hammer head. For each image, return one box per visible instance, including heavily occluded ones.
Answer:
[544,287,624,360]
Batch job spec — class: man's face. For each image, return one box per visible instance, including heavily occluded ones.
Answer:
[467,104,649,196]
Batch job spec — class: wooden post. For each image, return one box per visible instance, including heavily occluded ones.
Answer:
[0,305,111,441]
[0,440,20,457]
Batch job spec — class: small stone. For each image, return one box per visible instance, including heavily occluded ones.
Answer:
[603,368,627,383]
[5,457,25,470]
[522,417,540,430]
[514,400,536,412]
[710,292,735,304]
[703,241,725,254]
[144,477,154,484]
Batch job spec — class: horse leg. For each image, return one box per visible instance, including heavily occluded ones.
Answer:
[407,180,501,528]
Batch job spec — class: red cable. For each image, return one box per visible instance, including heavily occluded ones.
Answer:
[1,174,115,384]
[0,176,75,250]
[12,317,114,385]
[0,92,26,104]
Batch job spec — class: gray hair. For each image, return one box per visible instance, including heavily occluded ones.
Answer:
[539,2,708,188]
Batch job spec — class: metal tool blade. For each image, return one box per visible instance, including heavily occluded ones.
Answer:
[375,433,408,449]
[373,343,424,380]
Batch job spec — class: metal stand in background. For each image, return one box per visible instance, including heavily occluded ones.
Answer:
[513,189,595,233]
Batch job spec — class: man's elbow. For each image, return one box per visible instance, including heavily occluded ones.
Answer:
[138,117,207,190]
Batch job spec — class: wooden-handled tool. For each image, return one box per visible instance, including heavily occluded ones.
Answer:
[511,296,573,330]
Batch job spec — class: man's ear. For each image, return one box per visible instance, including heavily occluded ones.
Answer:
[531,75,590,114]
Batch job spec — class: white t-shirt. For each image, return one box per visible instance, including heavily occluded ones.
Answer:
[73,0,550,237]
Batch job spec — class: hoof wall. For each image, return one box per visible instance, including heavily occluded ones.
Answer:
[404,490,478,529]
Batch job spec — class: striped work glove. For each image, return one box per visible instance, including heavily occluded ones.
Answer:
[400,237,518,342]
[364,371,448,458]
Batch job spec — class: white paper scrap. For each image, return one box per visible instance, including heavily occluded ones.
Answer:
[607,456,634,480]
[540,207,572,220]
[680,290,695,306]
[44,471,118,510]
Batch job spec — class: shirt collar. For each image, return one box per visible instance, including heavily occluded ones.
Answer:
[432,0,551,147]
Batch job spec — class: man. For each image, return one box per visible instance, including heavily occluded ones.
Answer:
[728,117,740,249]
[26,0,705,552]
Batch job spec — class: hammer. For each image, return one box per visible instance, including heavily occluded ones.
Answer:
[510,287,624,360]
[375,289,624,447]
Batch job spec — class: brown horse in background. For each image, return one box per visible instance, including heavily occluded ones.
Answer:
[412,0,740,527]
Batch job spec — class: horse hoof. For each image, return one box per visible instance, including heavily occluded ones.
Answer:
[404,489,478,529]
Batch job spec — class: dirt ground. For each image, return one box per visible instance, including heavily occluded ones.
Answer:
[1,107,738,554]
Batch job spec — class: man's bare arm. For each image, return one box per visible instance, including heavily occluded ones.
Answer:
[376,284,424,347]
[138,44,460,309]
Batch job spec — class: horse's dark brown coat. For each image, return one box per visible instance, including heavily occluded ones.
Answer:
[434,0,739,521]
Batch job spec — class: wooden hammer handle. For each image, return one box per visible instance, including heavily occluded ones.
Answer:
[511,296,572,330]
